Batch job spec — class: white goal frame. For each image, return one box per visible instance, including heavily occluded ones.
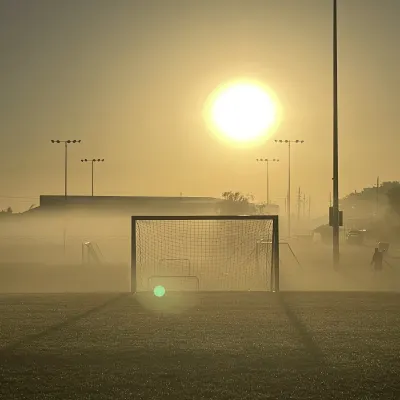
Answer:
[130,215,280,293]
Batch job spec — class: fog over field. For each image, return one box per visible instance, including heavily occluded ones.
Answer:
[0,212,399,294]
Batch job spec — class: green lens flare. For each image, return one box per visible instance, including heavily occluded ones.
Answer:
[153,285,166,297]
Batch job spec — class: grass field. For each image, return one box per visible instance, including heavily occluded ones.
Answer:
[1,291,400,400]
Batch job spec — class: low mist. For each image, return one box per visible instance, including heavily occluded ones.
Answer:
[0,210,131,293]
[280,240,400,292]
[0,211,399,293]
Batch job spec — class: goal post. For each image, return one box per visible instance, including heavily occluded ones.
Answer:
[131,215,279,293]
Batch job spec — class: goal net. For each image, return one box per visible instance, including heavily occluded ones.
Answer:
[131,216,279,293]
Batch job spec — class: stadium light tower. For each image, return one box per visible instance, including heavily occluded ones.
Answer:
[81,159,105,196]
[50,140,81,198]
[256,158,280,204]
[332,0,340,267]
[274,139,304,238]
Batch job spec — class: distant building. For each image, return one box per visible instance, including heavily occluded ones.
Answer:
[22,195,223,217]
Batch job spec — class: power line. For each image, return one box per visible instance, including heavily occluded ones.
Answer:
[0,195,39,199]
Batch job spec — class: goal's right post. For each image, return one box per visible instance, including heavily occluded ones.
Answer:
[271,215,280,292]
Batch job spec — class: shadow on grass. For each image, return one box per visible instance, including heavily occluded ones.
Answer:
[278,293,326,365]
[1,348,398,400]
[0,293,128,354]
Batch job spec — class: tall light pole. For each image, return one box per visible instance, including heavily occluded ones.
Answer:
[275,139,304,238]
[332,0,340,267]
[256,158,279,204]
[51,140,81,198]
[81,159,105,196]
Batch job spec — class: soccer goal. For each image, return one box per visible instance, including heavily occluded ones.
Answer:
[131,215,279,293]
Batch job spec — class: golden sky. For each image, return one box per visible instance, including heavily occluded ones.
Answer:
[1,0,400,215]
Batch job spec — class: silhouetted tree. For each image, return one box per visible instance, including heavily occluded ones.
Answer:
[0,206,13,217]
[387,186,400,218]
[341,181,400,204]
[340,181,400,218]
[255,202,267,215]
[218,191,256,215]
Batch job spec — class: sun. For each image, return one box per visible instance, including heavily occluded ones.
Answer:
[204,80,280,146]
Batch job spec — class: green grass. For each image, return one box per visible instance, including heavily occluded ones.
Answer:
[1,292,400,400]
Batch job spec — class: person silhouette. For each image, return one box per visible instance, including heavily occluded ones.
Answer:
[371,248,383,271]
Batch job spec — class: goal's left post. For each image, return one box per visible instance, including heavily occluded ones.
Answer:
[131,216,137,293]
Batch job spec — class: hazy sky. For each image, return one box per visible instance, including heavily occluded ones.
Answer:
[1,0,400,214]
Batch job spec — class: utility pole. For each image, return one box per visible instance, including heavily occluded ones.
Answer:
[376,176,380,216]
[303,193,306,218]
[308,195,311,222]
[297,187,301,222]
[275,139,304,237]
[332,0,340,267]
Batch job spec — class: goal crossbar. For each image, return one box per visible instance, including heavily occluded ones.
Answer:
[131,215,279,293]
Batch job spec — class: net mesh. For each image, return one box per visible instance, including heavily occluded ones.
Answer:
[134,218,274,291]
